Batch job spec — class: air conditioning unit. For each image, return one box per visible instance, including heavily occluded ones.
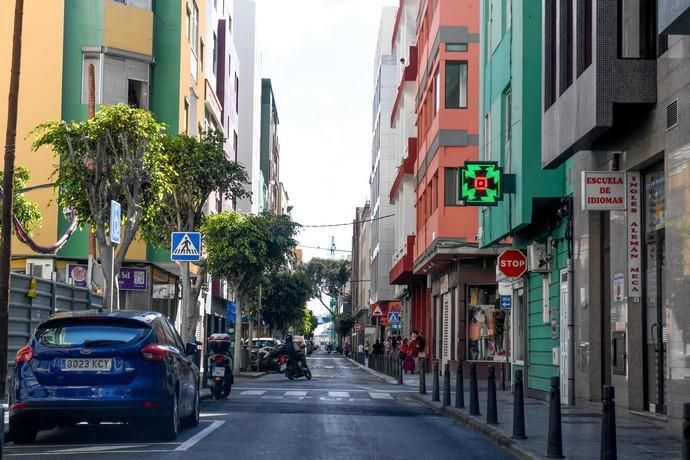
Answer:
[26,259,54,280]
[527,243,550,273]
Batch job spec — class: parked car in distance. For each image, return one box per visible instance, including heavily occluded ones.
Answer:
[9,309,200,443]
[250,337,282,351]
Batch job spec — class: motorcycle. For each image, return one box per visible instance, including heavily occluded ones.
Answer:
[279,354,312,380]
[207,333,234,399]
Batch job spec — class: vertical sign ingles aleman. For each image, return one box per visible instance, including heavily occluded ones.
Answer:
[627,172,641,301]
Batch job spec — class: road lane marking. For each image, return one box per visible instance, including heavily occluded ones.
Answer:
[239,390,266,396]
[5,450,172,456]
[285,391,307,396]
[232,387,416,393]
[328,391,350,398]
[52,445,143,453]
[173,420,225,452]
[369,392,394,400]
[260,396,284,400]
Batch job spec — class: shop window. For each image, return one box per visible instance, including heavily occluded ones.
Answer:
[445,61,467,108]
[467,285,509,362]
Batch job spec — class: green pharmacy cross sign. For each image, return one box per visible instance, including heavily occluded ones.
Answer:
[459,161,504,206]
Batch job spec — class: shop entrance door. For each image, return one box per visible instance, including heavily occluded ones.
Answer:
[643,165,666,415]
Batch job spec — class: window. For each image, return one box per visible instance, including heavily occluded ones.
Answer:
[200,40,204,70]
[504,89,512,170]
[577,0,592,75]
[184,98,190,134]
[445,62,467,108]
[81,53,101,104]
[444,168,459,206]
[186,5,191,40]
[506,0,512,30]
[192,1,199,54]
[37,319,150,347]
[559,0,574,94]
[100,55,149,109]
[483,112,491,159]
[433,68,440,116]
[212,33,218,75]
[618,0,656,59]
[128,79,147,108]
[544,0,557,109]
[446,43,468,52]
[233,130,238,159]
[432,174,438,211]
[235,74,239,113]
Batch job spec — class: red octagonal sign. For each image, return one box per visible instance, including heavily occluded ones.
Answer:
[498,249,527,278]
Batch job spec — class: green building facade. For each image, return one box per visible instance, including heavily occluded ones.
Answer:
[479,0,572,397]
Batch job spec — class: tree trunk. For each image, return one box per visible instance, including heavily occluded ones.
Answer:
[247,310,254,371]
[99,241,119,311]
[232,294,242,375]
[178,261,206,344]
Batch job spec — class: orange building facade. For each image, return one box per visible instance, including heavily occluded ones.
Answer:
[391,0,497,373]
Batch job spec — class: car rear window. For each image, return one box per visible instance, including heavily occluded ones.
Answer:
[36,319,151,348]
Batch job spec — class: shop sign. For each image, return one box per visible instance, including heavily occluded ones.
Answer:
[500,295,512,309]
[627,172,642,301]
[67,263,88,288]
[118,267,147,291]
[581,171,626,210]
[459,161,503,206]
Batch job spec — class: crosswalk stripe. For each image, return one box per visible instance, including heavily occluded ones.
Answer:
[285,391,307,396]
[240,390,266,396]
[328,391,350,398]
[369,392,393,400]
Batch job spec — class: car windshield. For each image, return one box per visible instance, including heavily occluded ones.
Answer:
[36,319,151,348]
[252,339,274,348]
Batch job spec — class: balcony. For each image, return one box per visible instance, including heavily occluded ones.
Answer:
[389,137,417,202]
[389,235,416,285]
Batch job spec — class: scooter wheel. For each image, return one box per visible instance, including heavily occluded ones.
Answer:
[213,380,223,400]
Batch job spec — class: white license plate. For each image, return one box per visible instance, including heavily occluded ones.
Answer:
[211,367,225,377]
[62,358,112,371]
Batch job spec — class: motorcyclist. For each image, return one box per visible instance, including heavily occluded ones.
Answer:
[285,335,302,371]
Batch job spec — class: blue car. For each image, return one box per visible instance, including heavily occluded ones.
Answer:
[9,309,200,443]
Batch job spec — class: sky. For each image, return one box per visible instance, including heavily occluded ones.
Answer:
[255,0,397,315]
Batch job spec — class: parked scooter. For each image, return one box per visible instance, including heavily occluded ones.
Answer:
[207,333,234,399]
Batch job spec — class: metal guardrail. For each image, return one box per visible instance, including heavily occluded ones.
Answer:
[5,273,104,394]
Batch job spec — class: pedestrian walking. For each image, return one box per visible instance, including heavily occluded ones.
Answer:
[373,338,384,355]
[409,331,420,373]
[343,341,351,358]
[364,340,370,359]
[400,338,409,361]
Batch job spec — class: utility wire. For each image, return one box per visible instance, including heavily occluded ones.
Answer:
[301,213,395,228]
[298,244,352,253]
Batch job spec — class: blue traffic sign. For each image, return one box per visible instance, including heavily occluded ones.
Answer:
[387,311,400,323]
[171,232,201,262]
[110,200,121,244]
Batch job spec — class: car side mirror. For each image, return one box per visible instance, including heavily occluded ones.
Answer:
[185,343,198,356]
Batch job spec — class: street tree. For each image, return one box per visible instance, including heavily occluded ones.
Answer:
[32,104,168,310]
[260,270,313,336]
[143,131,250,342]
[202,211,300,373]
[303,257,350,316]
[0,167,42,235]
[292,308,318,338]
[335,312,355,339]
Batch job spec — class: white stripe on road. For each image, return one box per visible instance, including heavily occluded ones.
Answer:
[173,420,225,452]
[233,387,416,393]
[284,391,307,396]
[369,392,394,400]
[260,396,284,400]
[53,445,142,453]
[328,391,350,398]
[239,390,266,396]
[5,450,171,456]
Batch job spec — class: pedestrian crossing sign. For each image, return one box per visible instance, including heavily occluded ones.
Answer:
[171,232,201,262]
[387,312,400,324]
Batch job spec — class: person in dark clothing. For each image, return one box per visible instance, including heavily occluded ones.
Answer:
[372,338,384,355]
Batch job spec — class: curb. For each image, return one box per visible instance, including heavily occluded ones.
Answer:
[347,358,398,385]
[409,394,539,460]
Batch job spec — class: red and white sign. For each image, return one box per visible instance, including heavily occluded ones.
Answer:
[497,249,527,279]
[355,323,361,332]
[371,305,384,317]
[627,172,641,300]
[581,171,627,210]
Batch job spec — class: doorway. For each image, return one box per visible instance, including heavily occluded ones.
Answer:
[643,164,666,414]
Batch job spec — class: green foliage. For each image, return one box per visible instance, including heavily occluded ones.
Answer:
[335,312,355,338]
[261,270,313,333]
[31,104,168,233]
[303,258,351,313]
[202,211,301,297]
[0,167,42,234]
[293,308,318,338]
[143,130,251,245]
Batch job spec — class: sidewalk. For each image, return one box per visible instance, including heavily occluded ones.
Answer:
[366,364,682,459]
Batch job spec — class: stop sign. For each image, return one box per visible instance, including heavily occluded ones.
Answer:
[497,249,527,278]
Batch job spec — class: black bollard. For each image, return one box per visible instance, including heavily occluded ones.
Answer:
[546,376,564,458]
[501,362,506,391]
[682,403,690,460]
[455,362,465,409]
[432,360,440,402]
[398,358,403,385]
[469,362,481,416]
[601,385,617,460]
[512,369,527,439]
[443,363,451,406]
[420,358,427,394]
[487,365,498,424]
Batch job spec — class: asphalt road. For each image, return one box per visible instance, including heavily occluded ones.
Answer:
[3,351,516,460]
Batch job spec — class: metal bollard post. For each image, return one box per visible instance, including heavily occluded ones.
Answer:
[546,376,564,458]
[443,363,451,406]
[682,403,690,460]
[601,385,617,460]
[1,404,4,457]
[432,360,440,402]
[501,362,506,391]
[487,365,498,424]
[455,361,465,409]
[512,369,527,439]
[469,362,480,416]
[398,358,403,385]
[419,358,427,394]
